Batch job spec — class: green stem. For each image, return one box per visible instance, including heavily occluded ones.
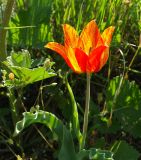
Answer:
[0,0,15,61]
[8,87,23,127]
[81,73,91,149]
[8,87,19,127]
[125,46,140,78]
[8,87,24,154]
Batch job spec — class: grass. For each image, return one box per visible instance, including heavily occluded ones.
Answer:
[0,0,141,159]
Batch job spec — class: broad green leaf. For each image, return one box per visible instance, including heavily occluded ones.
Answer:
[4,66,56,86]
[7,50,32,68]
[65,77,82,147]
[106,76,141,111]
[3,51,56,86]
[77,149,90,160]
[99,76,141,137]
[31,57,46,68]
[89,148,113,160]
[14,110,77,160]
[14,111,63,139]
[112,141,140,160]
[14,110,113,160]
[76,148,114,160]
[59,126,77,160]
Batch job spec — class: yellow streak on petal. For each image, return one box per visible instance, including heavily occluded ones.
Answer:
[45,42,66,59]
[99,47,109,70]
[63,24,79,48]
[67,47,82,73]
[80,20,102,54]
[102,26,115,46]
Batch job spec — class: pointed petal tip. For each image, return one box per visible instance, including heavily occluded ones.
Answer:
[110,26,115,32]
[62,23,74,29]
[102,26,115,46]
[44,42,59,49]
[62,23,66,28]
[44,43,48,48]
[88,19,96,23]
[44,42,53,49]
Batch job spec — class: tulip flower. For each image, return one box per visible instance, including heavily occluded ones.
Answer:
[45,20,115,73]
[45,20,115,150]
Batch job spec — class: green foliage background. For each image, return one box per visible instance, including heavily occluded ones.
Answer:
[0,0,141,159]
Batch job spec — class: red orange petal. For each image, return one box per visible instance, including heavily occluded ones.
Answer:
[88,46,107,72]
[99,48,109,70]
[75,48,88,72]
[80,20,103,54]
[45,42,67,60]
[102,26,115,45]
[66,46,82,73]
[63,24,79,48]
[45,42,74,71]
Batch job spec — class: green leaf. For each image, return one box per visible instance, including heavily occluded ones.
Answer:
[14,111,63,138]
[99,76,141,137]
[65,77,82,147]
[14,110,114,160]
[7,50,32,68]
[14,110,77,160]
[89,148,114,160]
[3,51,56,86]
[76,148,114,160]
[59,126,77,160]
[77,149,90,160]
[31,57,46,68]
[112,141,140,160]
[106,76,141,111]
[4,66,56,86]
